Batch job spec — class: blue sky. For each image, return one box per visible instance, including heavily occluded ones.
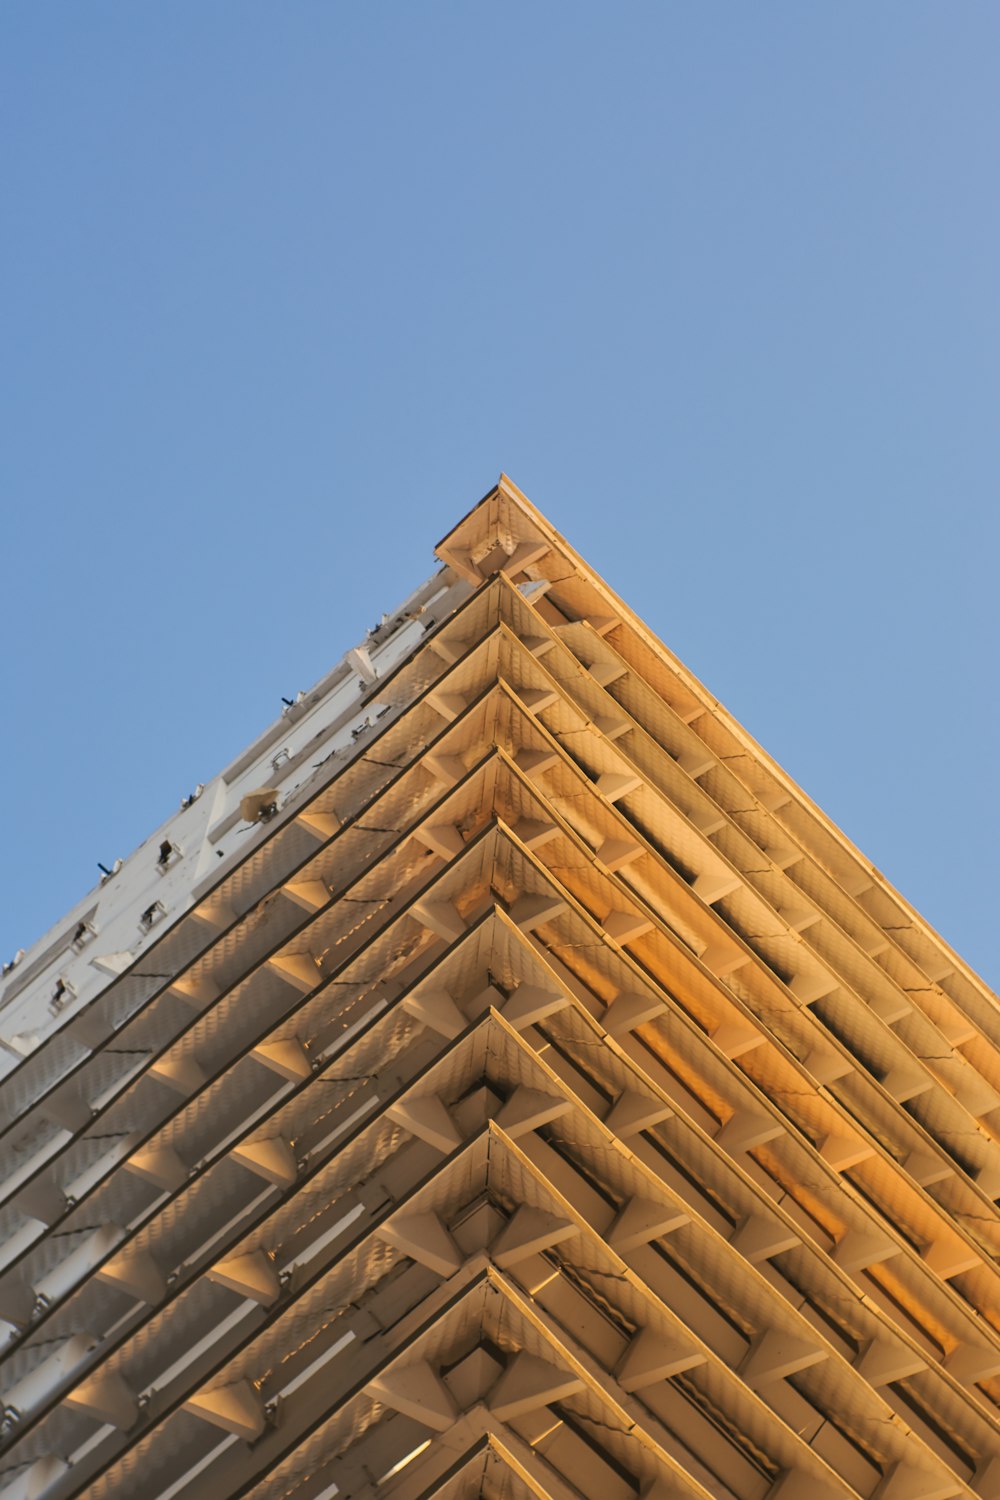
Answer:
[2,5,997,986]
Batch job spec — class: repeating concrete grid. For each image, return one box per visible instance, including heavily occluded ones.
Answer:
[1,477,999,1500]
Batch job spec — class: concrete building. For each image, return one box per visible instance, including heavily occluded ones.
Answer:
[1,476,998,1500]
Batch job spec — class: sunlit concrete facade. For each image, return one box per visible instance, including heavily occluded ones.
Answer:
[1,477,999,1500]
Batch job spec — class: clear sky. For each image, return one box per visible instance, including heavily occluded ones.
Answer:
[2,5,997,988]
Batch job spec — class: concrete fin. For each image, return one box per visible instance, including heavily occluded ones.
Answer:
[902,1151,952,1187]
[604,1089,672,1138]
[607,1197,689,1252]
[676,749,715,779]
[763,846,802,871]
[873,1463,963,1500]
[591,714,631,741]
[413,822,466,861]
[367,1360,459,1432]
[689,806,727,837]
[522,635,555,659]
[690,871,741,905]
[714,1110,783,1154]
[831,1230,899,1272]
[267,951,322,993]
[942,1343,1000,1386]
[124,1145,187,1191]
[296,809,341,840]
[711,1019,765,1059]
[921,1238,980,1279]
[617,1326,705,1391]
[594,771,641,802]
[491,1206,576,1268]
[740,1329,826,1388]
[207,1250,281,1306]
[882,1067,933,1102]
[413,899,467,943]
[91,951,133,976]
[504,538,550,575]
[854,1338,926,1386]
[427,690,468,723]
[230,1136,298,1188]
[65,1371,137,1430]
[514,748,559,779]
[387,1093,463,1153]
[149,1053,208,1095]
[510,818,559,850]
[596,837,645,872]
[169,972,219,1008]
[251,1038,312,1081]
[788,971,838,1005]
[588,661,627,688]
[728,1214,799,1265]
[500,984,569,1030]
[776,904,821,933]
[423,752,468,786]
[602,909,654,944]
[184,1379,266,1441]
[494,1086,572,1138]
[282,878,331,912]
[193,899,239,930]
[818,1133,875,1171]
[346,645,377,683]
[381,1211,464,1278]
[803,1048,852,1085]
[869,994,913,1025]
[509,893,568,931]
[488,1353,585,1421]
[427,632,468,664]
[97,1249,165,1305]
[698,944,749,978]
[519,687,559,714]
[401,988,468,1039]
[603,991,662,1035]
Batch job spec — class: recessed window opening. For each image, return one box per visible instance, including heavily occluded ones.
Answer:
[139,901,166,932]
[50,977,74,1013]
[72,921,96,951]
[156,841,180,871]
